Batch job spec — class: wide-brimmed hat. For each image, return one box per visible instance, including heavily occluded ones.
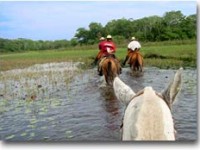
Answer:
[106,35,112,39]
[100,37,105,40]
[131,37,136,40]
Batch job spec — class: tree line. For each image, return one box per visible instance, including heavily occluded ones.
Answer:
[0,38,79,52]
[0,11,196,53]
[75,11,196,44]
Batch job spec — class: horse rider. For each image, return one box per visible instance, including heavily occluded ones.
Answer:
[92,37,106,65]
[122,37,141,66]
[98,35,122,76]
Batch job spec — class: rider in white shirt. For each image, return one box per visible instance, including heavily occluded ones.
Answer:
[127,37,141,51]
[122,37,141,66]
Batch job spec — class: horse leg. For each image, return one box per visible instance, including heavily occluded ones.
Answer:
[140,67,143,72]
[138,55,143,72]
[114,59,122,74]
[105,76,109,85]
[98,65,103,76]
[137,62,140,71]
[140,64,144,72]
[132,60,136,71]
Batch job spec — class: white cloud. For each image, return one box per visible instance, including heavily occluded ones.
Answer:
[0,1,196,40]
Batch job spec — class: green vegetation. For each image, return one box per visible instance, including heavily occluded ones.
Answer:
[0,11,196,53]
[0,10,196,70]
[75,11,196,44]
[118,42,196,69]
[0,40,196,71]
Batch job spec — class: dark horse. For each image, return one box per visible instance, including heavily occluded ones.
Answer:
[128,50,144,72]
[99,56,121,85]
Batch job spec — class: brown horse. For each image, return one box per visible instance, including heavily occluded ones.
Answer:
[128,51,143,72]
[99,56,121,85]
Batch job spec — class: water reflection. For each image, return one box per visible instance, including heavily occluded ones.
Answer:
[100,87,120,121]
[99,86,122,140]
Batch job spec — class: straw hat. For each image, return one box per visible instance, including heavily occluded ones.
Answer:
[131,37,136,40]
[106,35,112,39]
[100,37,105,40]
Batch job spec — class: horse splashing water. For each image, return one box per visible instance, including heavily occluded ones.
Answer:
[113,68,183,141]
[99,56,121,85]
[128,51,143,72]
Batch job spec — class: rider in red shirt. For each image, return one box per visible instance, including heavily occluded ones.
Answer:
[101,35,116,57]
[98,37,106,51]
[92,37,106,65]
[98,35,121,76]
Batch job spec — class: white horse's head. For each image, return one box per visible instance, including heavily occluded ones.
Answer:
[113,68,183,141]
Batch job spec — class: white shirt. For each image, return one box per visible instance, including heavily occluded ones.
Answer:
[128,41,141,51]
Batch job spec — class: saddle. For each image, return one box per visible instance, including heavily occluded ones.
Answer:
[98,55,116,67]
[98,55,122,76]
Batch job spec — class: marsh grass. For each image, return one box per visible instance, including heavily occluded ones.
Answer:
[0,42,196,71]
[0,62,80,102]
[0,61,90,141]
[0,50,96,71]
[116,43,196,69]
[144,58,183,69]
[0,62,80,140]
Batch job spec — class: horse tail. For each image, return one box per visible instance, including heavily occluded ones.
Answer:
[107,60,118,85]
[107,61,112,77]
[136,52,143,71]
[131,53,137,70]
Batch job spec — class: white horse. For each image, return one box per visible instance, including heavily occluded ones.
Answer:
[113,68,183,141]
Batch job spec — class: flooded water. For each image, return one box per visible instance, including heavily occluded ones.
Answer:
[0,63,197,141]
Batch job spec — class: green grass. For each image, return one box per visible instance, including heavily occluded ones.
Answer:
[116,43,196,69]
[0,50,96,71]
[0,43,196,71]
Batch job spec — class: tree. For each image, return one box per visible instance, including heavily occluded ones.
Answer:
[105,18,132,39]
[180,14,196,39]
[70,38,78,46]
[88,22,104,43]
[75,28,89,45]
[160,11,185,40]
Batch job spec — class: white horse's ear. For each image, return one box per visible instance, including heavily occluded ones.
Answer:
[113,77,136,105]
[162,67,183,109]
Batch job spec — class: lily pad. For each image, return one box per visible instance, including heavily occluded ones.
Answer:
[5,135,15,140]
[20,132,27,137]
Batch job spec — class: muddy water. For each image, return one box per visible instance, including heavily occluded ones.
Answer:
[0,64,197,141]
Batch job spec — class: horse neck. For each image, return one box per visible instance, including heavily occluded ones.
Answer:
[124,87,175,140]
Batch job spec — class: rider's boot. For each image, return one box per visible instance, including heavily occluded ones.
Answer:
[98,66,103,76]
[122,56,128,66]
[92,58,98,66]
[119,67,122,74]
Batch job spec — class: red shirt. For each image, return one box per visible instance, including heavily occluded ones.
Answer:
[102,41,116,54]
[98,40,106,50]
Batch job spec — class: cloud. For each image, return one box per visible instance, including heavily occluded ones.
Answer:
[0,1,196,40]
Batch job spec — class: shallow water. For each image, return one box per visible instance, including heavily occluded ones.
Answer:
[0,64,197,141]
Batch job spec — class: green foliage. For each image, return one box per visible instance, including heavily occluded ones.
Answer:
[75,10,196,44]
[0,41,196,71]
[75,22,104,45]
[0,10,196,53]
[0,38,71,53]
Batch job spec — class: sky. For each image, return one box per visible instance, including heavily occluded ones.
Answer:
[0,0,197,41]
